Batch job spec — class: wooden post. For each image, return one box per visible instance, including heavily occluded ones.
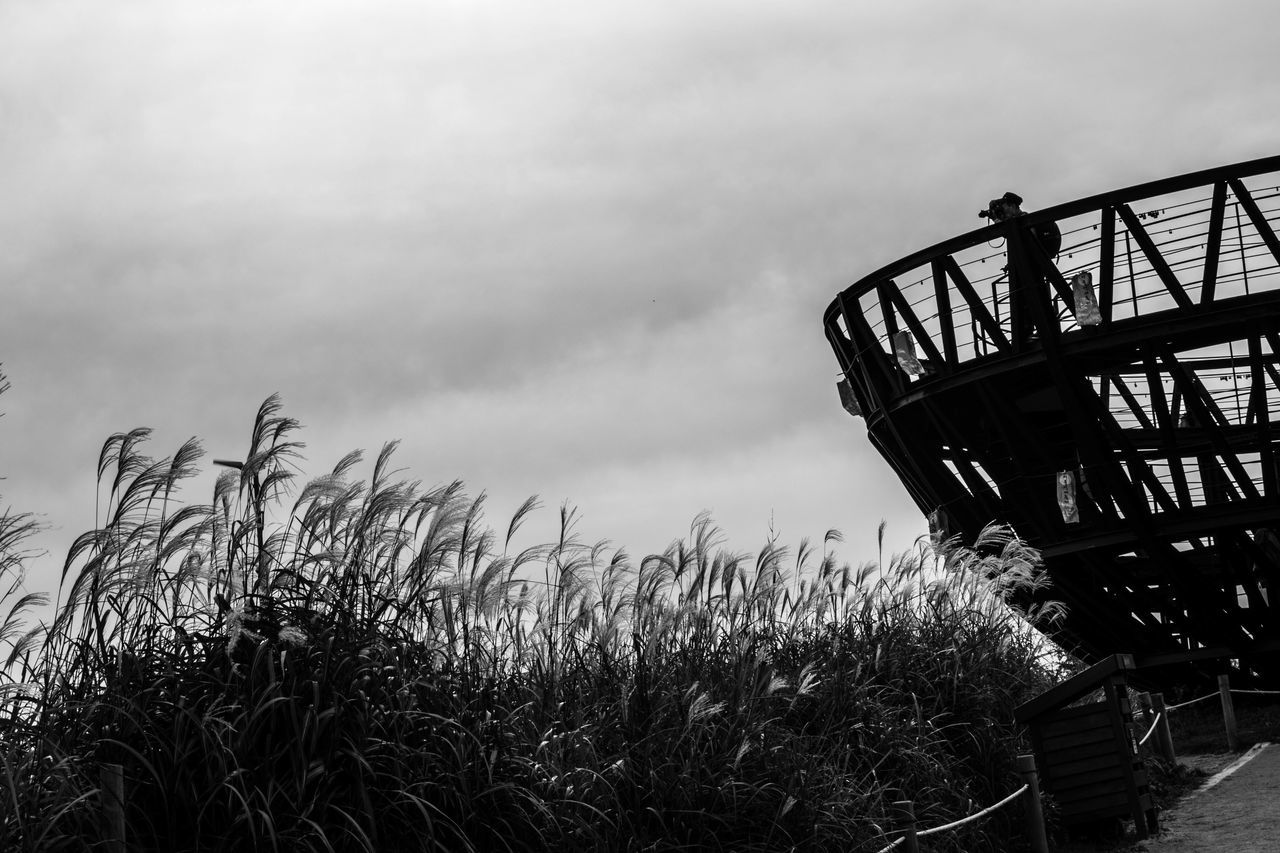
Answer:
[1104,676,1148,840]
[1151,693,1176,763]
[101,763,125,853]
[1218,674,1239,751]
[1017,754,1050,853]
[893,800,920,853]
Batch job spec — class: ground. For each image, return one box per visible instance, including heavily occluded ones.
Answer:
[1139,744,1278,851]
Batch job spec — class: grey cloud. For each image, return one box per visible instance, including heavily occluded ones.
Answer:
[4,0,1280,602]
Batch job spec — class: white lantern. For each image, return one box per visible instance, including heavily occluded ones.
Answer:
[929,507,951,546]
[1071,271,1102,326]
[836,378,862,417]
[1057,470,1080,523]
[894,330,924,375]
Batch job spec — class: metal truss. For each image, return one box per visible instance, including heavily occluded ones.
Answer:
[825,155,1280,685]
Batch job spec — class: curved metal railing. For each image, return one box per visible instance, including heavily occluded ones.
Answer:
[826,154,1280,424]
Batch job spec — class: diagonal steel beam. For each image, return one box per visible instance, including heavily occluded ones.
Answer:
[941,255,1010,352]
[1229,178,1280,268]
[838,291,900,406]
[1160,348,1263,501]
[1116,203,1195,310]
[931,260,959,367]
[1110,374,1156,431]
[1202,181,1228,304]
[1144,354,1193,509]
[884,280,946,369]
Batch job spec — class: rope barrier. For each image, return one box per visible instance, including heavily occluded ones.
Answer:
[918,784,1029,837]
[1137,712,1162,746]
[1160,687,1280,714]
[873,783,1032,852]
[1166,692,1219,711]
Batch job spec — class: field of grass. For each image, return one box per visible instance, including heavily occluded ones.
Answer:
[1,388,1073,852]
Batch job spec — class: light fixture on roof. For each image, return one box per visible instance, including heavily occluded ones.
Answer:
[836,378,862,417]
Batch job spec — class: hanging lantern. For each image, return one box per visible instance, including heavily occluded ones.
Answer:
[893,330,924,375]
[1056,470,1080,523]
[836,378,862,417]
[1071,271,1102,326]
[928,506,951,546]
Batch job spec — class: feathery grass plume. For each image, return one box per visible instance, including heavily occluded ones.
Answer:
[2,394,1073,852]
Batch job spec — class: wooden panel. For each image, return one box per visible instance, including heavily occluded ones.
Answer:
[1051,768,1127,796]
[1046,759,1126,786]
[1042,736,1125,764]
[1060,790,1134,817]
[1059,788,1150,817]
[1043,699,1110,721]
[1048,752,1129,780]
[1039,708,1110,737]
[1041,723,1115,754]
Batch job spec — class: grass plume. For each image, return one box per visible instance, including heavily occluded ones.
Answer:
[2,394,1067,852]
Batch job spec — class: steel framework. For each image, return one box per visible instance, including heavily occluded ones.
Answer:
[825,155,1280,684]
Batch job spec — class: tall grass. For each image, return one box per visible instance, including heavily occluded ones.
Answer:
[1,394,1068,852]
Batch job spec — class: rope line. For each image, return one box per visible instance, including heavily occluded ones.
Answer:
[1166,692,1219,711]
[1161,687,1280,713]
[873,783,1032,852]
[918,784,1029,837]
[1137,712,1162,746]
[1126,686,1280,717]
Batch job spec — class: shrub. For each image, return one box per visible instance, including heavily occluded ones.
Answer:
[1,395,1067,852]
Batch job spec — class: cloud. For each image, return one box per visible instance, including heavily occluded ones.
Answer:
[3,0,1280,606]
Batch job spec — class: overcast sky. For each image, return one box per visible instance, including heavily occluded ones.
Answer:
[2,1,1278,604]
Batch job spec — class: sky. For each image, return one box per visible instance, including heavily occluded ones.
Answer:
[2,0,1278,609]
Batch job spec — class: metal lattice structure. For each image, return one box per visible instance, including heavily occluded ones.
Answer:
[824,155,1280,685]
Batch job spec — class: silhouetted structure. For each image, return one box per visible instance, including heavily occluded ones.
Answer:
[825,156,1280,686]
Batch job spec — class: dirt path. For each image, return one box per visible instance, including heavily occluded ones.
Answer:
[1142,743,1277,851]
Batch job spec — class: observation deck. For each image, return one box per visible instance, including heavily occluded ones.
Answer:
[824,155,1280,684]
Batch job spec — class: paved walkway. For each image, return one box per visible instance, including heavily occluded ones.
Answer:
[1144,743,1278,850]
